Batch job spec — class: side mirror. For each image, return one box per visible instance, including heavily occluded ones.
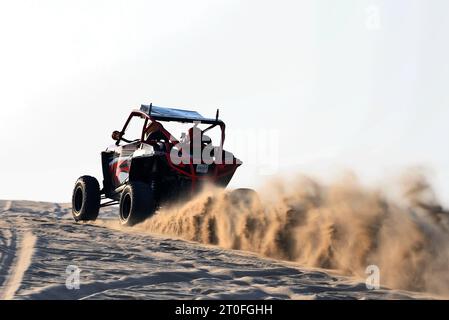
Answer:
[112,131,122,141]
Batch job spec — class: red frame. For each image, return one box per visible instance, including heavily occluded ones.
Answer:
[118,110,226,148]
[115,110,238,192]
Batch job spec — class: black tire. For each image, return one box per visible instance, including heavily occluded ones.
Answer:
[72,176,101,222]
[229,188,261,208]
[119,182,156,226]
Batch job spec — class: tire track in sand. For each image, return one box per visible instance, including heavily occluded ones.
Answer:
[0,229,18,288]
[1,200,12,213]
[0,231,37,300]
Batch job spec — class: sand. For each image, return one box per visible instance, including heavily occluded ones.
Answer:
[0,200,432,300]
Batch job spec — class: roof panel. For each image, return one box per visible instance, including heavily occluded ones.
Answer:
[140,105,219,123]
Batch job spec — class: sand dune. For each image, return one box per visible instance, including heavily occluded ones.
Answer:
[0,199,433,300]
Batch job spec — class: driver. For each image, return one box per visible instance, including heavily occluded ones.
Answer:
[144,121,166,143]
[186,126,212,147]
[185,126,213,160]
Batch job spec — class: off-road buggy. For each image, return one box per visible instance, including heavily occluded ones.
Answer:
[72,104,246,226]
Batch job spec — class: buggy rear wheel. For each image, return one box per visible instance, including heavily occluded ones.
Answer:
[119,182,156,226]
[72,176,101,222]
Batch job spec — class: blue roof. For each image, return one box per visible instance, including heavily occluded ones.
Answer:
[140,105,220,123]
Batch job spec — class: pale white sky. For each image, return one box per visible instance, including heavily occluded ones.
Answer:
[0,0,448,204]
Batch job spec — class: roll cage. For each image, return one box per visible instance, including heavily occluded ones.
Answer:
[115,104,226,148]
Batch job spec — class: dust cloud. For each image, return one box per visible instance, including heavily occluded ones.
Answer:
[134,170,449,296]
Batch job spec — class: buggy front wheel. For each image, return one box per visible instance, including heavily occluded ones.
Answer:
[72,176,101,222]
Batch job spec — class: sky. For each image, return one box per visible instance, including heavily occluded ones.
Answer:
[0,0,448,204]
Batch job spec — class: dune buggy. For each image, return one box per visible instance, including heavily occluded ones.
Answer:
[72,104,243,226]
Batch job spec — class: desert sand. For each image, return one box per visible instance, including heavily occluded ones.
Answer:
[0,199,432,300]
